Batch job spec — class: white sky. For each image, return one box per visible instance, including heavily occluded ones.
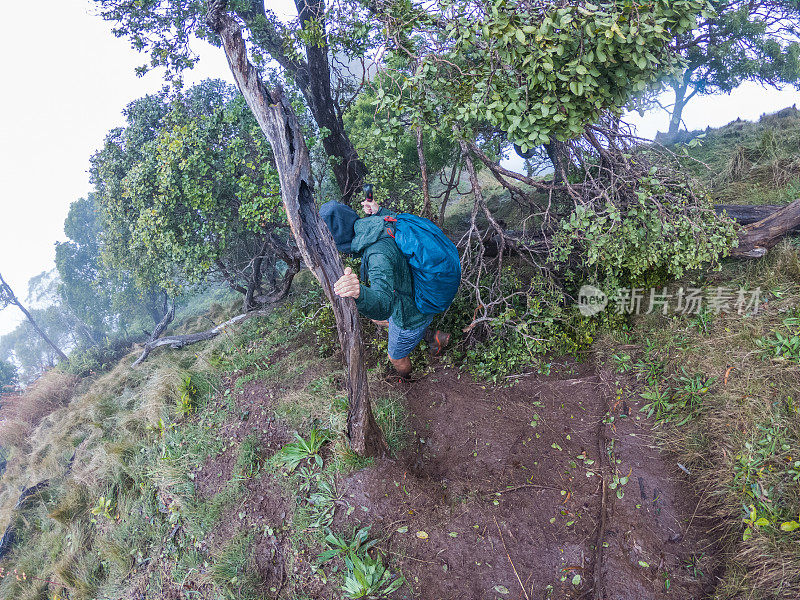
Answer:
[0,1,798,336]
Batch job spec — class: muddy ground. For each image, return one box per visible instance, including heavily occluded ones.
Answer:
[335,358,717,600]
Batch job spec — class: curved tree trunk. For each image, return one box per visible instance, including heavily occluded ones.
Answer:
[147,298,175,342]
[207,2,386,457]
[236,0,368,204]
[0,272,67,362]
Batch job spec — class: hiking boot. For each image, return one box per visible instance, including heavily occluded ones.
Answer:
[424,329,451,357]
[382,364,420,385]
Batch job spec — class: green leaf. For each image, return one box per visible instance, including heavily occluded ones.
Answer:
[780,521,800,532]
[493,585,510,595]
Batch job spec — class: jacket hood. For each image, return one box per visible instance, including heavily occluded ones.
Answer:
[319,200,359,254]
[351,215,392,255]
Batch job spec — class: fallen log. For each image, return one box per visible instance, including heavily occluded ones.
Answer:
[729,198,800,258]
[132,307,273,366]
[714,204,800,227]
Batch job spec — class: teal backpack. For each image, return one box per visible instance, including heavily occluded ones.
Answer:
[381,214,461,315]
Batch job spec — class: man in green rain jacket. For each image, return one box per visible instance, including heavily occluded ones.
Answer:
[320,198,450,380]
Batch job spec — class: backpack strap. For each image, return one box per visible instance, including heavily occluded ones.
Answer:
[383,216,397,239]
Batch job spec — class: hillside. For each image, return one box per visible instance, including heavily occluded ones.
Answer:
[675,105,800,206]
[0,111,798,600]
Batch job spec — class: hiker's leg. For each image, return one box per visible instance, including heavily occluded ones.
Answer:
[389,356,412,377]
[387,316,434,376]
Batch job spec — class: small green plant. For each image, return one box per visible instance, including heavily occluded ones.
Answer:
[318,527,404,599]
[177,372,200,416]
[639,383,672,421]
[743,504,771,541]
[307,477,337,529]
[611,352,633,373]
[668,369,714,424]
[608,470,630,499]
[342,551,404,599]
[687,306,714,334]
[318,527,378,563]
[685,553,705,578]
[780,514,800,532]
[90,496,115,522]
[759,329,800,362]
[274,426,331,473]
[233,435,263,479]
[634,356,665,385]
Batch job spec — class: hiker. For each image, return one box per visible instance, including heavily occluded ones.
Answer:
[320,194,455,380]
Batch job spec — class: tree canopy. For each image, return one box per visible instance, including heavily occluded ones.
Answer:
[96,0,369,202]
[371,0,710,151]
[664,0,800,133]
[91,80,299,311]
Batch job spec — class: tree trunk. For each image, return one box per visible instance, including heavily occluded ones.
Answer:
[0,273,68,362]
[236,0,368,204]
[729,198,800,258]
[668,75,690,135]
[134,307,268,366]
[208,2,386,457]
[144,291,171,329]
[438,159,461,226]
[148,299,175,342]
[544,141,569,185]
[416,126,433,220]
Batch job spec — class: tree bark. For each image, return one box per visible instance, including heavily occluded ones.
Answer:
[729,198,800,258]
[416,126,433,220]
[438,159,461,226]
[544,141,569,185]
[133,308,267,366]
[207,2,386,457]
[144,291,171,329]
[236,0,368,204]
[148,298,175,343]
[714,204,799,226]
[667,70,699,136]
[0,272,68,362]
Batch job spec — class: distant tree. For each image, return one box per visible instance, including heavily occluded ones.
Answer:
[0,360,17,392]
[55,194,173,337]
[91,80,299,312]
[0,271,67,362]
[664,0,800,134]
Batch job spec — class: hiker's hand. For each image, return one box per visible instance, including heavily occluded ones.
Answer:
[334,267,360,299]
[361,198,380,215]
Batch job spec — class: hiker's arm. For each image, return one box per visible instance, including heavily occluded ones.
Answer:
[354,253,394,321]
[376,207,394,217]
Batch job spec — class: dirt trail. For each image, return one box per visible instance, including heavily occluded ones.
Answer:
[337,358,715,599]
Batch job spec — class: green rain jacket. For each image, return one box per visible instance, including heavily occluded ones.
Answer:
[351,208,430,330]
